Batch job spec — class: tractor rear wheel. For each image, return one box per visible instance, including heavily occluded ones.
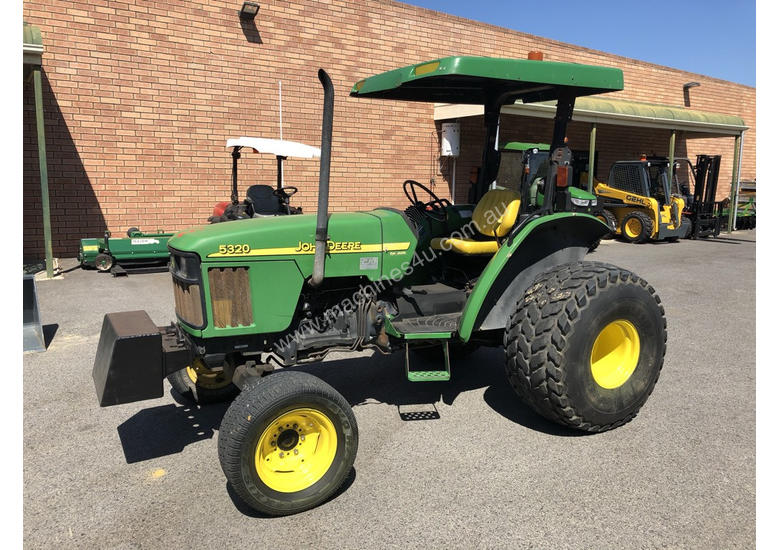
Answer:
[621,211,652,243]
[504,261,666,432]
[167,358,239,404]
[218,371,358,516]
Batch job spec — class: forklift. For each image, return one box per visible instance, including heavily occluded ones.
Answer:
[669,155,723,239]
[92,56,667,516]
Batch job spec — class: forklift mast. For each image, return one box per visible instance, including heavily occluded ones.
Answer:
[689,154,722,238]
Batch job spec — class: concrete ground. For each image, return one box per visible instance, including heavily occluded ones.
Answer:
[24,232,756,549]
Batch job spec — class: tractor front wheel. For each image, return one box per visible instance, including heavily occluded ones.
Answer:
[167,358,239,404]
[218,371,358,516]
[504,261,666,432]
[621,211,652,243]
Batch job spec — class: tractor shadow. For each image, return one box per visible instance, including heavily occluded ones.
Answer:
[116,391,230,463]
[116,348,583,464]
[293,347,585,437]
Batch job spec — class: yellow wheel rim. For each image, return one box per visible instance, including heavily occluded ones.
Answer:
[624,218,642,239]
[185,360,233,390]
[254,408,338,493]
[590,320,640,389]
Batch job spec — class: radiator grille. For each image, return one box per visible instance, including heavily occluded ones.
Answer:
[173,279,204,328]
[208,267,253,328]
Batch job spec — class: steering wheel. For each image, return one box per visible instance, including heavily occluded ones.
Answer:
[403,180,451,221]
[274,186,298,200]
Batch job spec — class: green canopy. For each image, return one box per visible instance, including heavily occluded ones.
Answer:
[501,142,549,152]
[350,56,623,104]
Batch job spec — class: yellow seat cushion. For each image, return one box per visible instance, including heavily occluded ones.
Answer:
[428,189,521,256]
[472,189,522,238]
[430,237,499,255]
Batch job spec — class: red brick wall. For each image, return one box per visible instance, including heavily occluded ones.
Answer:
[22,0,756,256]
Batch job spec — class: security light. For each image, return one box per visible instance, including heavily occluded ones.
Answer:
[240,2,260,21]
[683,82,701,89]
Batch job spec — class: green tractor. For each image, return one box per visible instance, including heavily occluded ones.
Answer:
[93,57,667,516]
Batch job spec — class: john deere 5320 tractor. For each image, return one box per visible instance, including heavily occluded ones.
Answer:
[93,57,667,516]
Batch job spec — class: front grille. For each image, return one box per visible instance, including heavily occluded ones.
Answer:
[170,249,205,329]
[173,278,204,328]
[208,267,253,328]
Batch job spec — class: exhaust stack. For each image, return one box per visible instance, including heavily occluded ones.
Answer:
[311,69,334,288]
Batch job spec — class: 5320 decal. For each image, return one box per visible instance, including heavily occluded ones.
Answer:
[218,244,251,255]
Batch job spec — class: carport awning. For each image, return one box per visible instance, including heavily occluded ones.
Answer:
[434,96,748,136]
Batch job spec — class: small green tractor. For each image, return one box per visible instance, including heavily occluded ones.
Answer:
[93,57,667,516]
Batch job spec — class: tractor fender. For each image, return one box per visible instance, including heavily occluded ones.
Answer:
[457,213,608,340]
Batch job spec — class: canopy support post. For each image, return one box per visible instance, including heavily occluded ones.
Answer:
[667,130,677,190]
[728,132,744,233]
[587,123,597,193]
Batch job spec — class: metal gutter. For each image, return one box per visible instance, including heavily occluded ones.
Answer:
[435,98,748,137]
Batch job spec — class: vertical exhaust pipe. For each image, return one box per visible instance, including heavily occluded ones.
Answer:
[311,69,334,288]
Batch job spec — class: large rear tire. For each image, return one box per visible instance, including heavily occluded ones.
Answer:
[621,211,653,243]
[504,262,666,432]
[218,371,358,516]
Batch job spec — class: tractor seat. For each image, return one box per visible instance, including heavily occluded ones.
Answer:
[246,185,284,216]
[430,189,521,255]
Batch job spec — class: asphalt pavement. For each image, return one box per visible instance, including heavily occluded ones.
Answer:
[23,231,756,549]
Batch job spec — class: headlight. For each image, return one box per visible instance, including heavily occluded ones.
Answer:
[571,197,590,207]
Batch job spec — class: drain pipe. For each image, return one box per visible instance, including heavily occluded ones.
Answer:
[311,69,334,288]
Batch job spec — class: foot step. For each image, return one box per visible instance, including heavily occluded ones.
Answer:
[404,341,451,382]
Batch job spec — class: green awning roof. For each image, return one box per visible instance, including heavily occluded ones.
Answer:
[23,23,43,65]
[350,56,623,104]
[435,95,747,136]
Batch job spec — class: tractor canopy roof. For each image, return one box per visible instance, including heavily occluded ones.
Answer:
[226,137,321,158]
[350,56,623,105]
[501,141,550,152]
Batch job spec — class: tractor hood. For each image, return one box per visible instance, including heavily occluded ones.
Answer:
[168,210,418,281]
[169,213,370,260]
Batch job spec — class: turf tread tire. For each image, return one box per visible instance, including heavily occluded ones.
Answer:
[504,261,666,432]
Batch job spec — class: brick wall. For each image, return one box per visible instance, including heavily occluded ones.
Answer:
[23,0,756,257]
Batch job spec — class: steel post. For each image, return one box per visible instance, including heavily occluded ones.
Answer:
[667,130,676,190]
[728,132,744,233]
[33,67,54,278]
[588,123,597,193]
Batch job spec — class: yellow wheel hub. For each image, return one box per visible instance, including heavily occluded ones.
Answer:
[186,361,232,390]
[590,320,640,389]
[624,218,642,239]
[254,408,338,493]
